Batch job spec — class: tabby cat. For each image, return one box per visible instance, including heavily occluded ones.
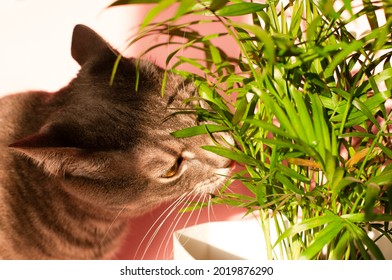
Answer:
[0,25,232,259]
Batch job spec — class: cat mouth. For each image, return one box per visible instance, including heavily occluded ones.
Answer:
[226,160,236,170]
[220,159,236,174]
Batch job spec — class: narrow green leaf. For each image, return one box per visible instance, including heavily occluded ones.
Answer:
[344,219,385,259]
[352,98,381,130]
[161,70,168,96]
[109,0,160,6]
[209,0,228,12]
[244,119,292,138]
[291,89,316,146]
[309,93,330,158]
[324,40,364,78]
[305,15,322,43]
[261,138,306,153]
[202,145,261,167]
[374,67,392,86]
[239,95,258,135]
[364,183,381,219]
[342,0,353,15]
[196,81,228,111]
[232,23,275,63]
[175,0,198,18]
[232,96,248,125]
[341,213,392,223]
[277,163,310,183]
[274,212,340,247]
[338,132,376,139]
[171,124,230,138]
[330,229,351,260]
[376,143,392,159]
[275,173,305,195]
[367,168,392,186]
[332,176,362,198]
[109,54,122,87]
[299,221,344,260]
[280,94,307,143]
[234,27,258,53]
[258,90,298,138]
[215,3,268,17]
[289,0,303,36]
[325,153,338,182]
[209,44,222,65]
[362,0,379,30]
[330,167,345,197]
[140,0,178,30]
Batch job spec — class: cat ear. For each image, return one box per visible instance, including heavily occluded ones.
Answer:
[9,130,108,178]
[71,24,118,66]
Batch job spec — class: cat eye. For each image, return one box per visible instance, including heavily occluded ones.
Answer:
[162,157,183,178]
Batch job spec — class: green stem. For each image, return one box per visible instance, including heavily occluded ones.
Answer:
[339,94,353,135]
[259,209,274,260]
[357,110,392,179]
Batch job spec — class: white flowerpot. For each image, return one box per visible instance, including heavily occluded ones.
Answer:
[173,218,392,260]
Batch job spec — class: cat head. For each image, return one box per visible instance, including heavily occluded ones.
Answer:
[9,25,233,216]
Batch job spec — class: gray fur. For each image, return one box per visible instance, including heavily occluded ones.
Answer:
[0,25,231,259]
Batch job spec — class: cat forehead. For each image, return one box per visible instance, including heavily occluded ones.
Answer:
[69,25,197,105]
[71,60,194,108]
[134,132,214,156]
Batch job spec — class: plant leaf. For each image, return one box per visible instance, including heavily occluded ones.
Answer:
[364,183,381,219]
[341,213,392,223]
[299,221,344,260]
[202,145,261,167]
[243,119,292,138]
[344,219,385,259]
[345,147,371,169]
[171,124,231,138]
[109,0,160,6]
[215,3,268,17]
[231,96,248,125]
[367,168,392,186]
[329,229,351,259]
[274,212,340,247]
[209,0,228,12]
[140,0,178,30]
[286,158,322,169]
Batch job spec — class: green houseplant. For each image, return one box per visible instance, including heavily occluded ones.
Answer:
[110,0,392,259]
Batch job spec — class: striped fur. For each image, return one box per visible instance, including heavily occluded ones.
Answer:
[0,25,232,259]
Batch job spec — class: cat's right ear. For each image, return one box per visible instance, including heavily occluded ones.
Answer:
[71,24,118,66]
[8,126,110,178]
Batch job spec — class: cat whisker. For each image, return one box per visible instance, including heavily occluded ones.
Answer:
[154,196,191,259]
[192,193,206,226]
[172,191,210,258]
[207,195,215,223]
[165,191,205,259]
[161,190,203,259]
[134,192,189,259]
[100,205,126,248]
[136,174,230,260]
[156,190,199,259]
